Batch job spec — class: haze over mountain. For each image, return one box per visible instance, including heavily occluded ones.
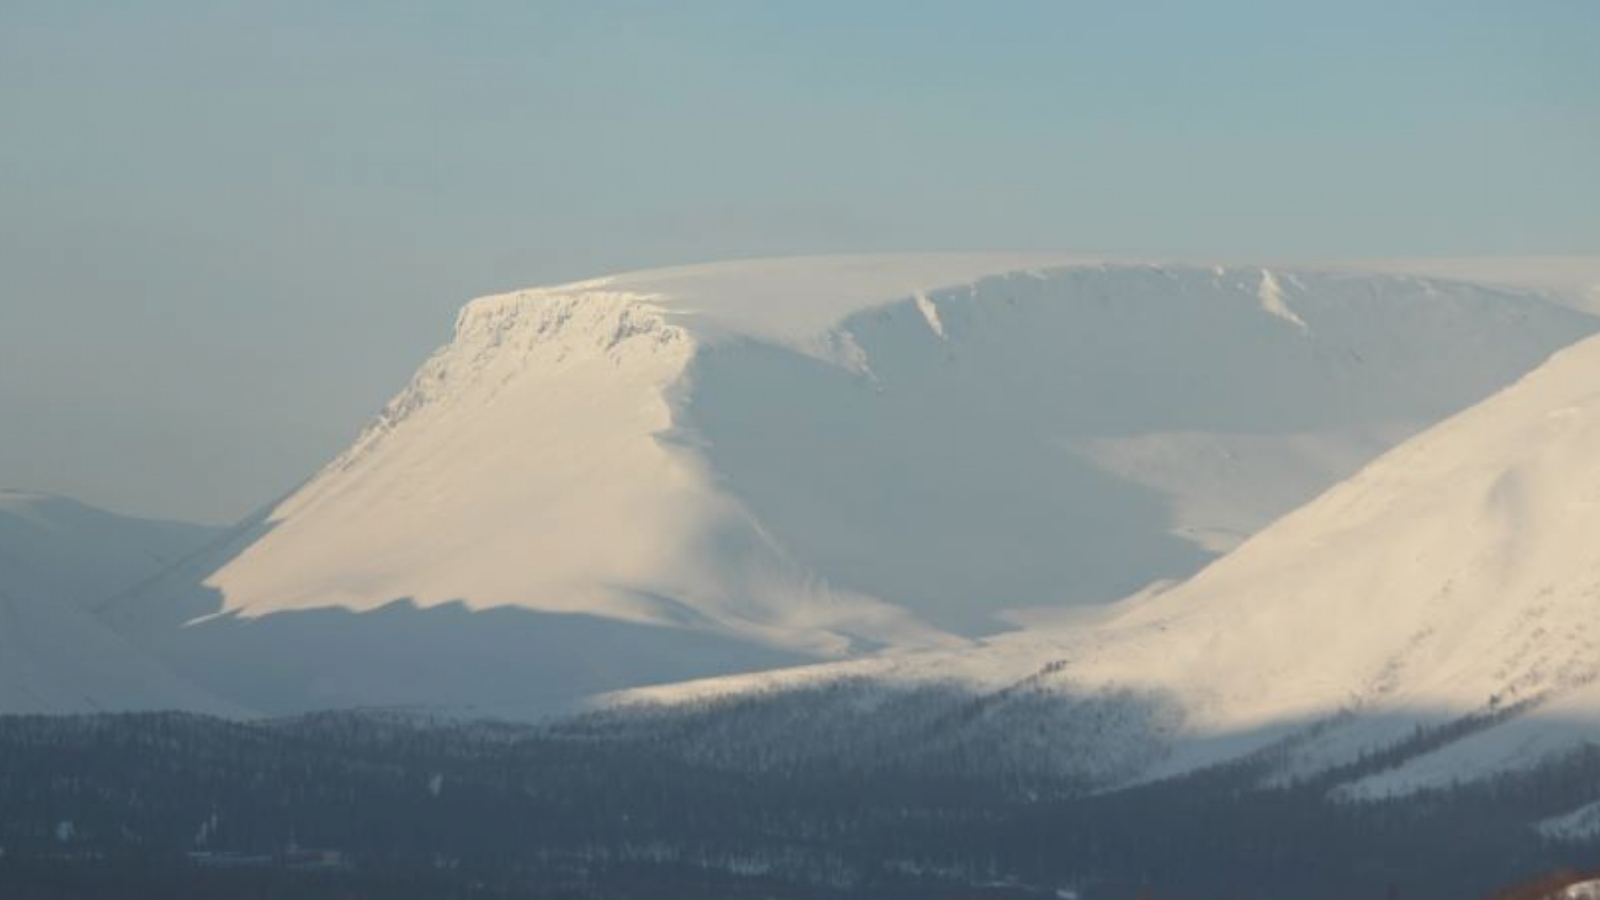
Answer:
[94,255,1598,717]
[0,490,230,714]
[0,490,223,610]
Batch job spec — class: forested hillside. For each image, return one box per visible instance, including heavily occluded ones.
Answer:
[0,713,1595,900]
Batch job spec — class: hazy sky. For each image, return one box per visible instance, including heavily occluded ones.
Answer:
[2,1,1596,523]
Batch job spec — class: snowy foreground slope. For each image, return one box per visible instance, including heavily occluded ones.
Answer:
[0,491,232,714]
[597,330,1600,807]
[105,256,1597,715]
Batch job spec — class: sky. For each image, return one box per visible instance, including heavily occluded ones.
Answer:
[1,1,1596,523]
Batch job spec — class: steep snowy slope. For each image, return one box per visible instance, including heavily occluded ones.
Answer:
[0,491,234,714]
[1054,326,1600,786]
[600,331,1600,795]
[108,256,1597,715]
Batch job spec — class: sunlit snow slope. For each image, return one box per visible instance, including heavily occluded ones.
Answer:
[108,256,1597,715]
[603,331,1600,796]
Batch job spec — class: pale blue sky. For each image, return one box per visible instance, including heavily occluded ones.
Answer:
[2,1,1596,522]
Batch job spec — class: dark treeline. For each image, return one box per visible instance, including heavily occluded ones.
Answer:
[0,711,1596,900]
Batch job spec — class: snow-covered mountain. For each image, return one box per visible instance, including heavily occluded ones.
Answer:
[105,256,1598,716]
[0,490,233,714]
[594,329,1600,809]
